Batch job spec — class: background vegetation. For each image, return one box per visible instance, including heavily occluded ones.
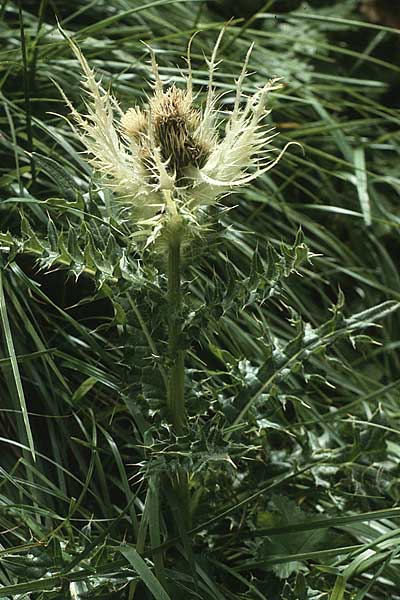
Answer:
[1,0,400,598]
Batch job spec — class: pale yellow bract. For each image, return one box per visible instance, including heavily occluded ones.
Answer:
[62,29,289,248]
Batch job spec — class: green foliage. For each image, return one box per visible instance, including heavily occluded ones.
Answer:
[259,496,329,579]
[1,0,400,598]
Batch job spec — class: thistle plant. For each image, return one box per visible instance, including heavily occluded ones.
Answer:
[62,30,290,442]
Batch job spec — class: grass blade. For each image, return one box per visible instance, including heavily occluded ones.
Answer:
[353,146,371,226]
[329,575,346,600]
[0,270,35,461]
[120,545,172,600]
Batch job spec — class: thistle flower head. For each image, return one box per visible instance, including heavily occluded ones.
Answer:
[121,107,148,140]
[63,30,291,249]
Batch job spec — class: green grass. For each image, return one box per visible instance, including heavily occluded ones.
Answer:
[1,0,400,598]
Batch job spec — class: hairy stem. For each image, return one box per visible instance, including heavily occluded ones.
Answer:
[166,230,191,531]
[167,236,186,434]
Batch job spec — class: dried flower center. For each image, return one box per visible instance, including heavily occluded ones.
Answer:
[150,86,209,175]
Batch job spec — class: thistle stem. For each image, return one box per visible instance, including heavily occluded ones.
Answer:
[167,235,191,530]
[167,237,186,435]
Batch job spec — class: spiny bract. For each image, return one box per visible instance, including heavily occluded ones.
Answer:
[63,30,289,249]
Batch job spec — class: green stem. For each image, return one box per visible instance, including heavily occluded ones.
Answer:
[166,234,191,531]
[167,237,186,435]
